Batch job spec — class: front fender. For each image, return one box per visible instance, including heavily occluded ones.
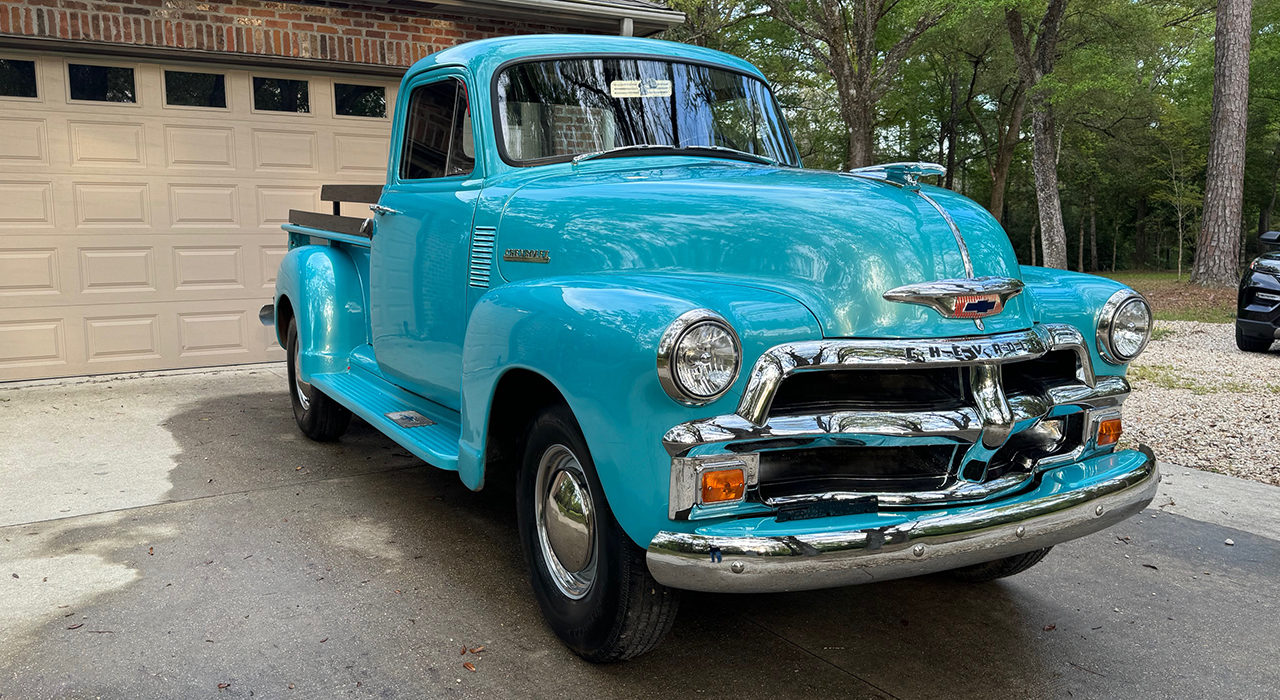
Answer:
[458,274,821,548]
[274,244,369,381]
[1020,265,1135,376]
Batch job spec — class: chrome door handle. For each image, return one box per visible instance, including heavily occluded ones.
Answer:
[369,204,402,216]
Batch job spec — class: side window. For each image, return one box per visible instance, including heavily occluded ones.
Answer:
[399,78,474,180]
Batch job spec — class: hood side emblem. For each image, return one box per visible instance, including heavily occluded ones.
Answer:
[503,248,550,264]
[884,277,1024,329]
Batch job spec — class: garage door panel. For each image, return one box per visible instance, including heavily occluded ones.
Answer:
[173,246,245,290]
[0,248,61,297]
[0,181,55,228]
[256,185,321,227]
[68,121,148,168]
[165,125,237,169]
[84,313,163,363]
[253,129,319,172]
[168,184,240,228]
[1,52,392,381]
[79,246,157,294]
[0,117,49,165]
[73,182,152,228]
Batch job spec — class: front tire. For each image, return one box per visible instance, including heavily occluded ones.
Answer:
[949,547,1052,583]
[285,317,351,441]
[516,405,679,662]
[1236,325,1273,353]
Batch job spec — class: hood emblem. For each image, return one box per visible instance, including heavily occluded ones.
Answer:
[884,277,1024,325]
[503,248,550,264]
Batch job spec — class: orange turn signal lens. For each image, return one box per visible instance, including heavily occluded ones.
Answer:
[1097,418,1123,446]
[700,468,746,504]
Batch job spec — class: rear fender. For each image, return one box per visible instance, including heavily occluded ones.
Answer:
[274,244,369,382]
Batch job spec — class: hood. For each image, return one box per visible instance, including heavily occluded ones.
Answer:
[493,161,1030,338]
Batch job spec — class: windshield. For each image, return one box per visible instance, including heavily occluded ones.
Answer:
[495,57,799,166]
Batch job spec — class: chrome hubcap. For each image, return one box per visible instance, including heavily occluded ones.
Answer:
[292,340,312,411]
[535,444,596,599]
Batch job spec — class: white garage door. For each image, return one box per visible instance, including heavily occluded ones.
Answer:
[0,51,398,381]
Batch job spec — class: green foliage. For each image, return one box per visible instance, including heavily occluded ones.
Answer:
[662,0,1280,274]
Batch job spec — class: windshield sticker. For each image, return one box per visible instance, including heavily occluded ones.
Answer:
[609,79,673,98]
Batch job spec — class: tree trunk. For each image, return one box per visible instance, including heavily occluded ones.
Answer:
[1089,192,1098,272]
[1030,223,1038,266]
[1031,103,1068,268]
[1134,196,1148,268]
[1192,0,1253,286]
[986,84,1028,223]
[1078,216,1085,272]
[1112,221,1118,271]
[945,72,959,189]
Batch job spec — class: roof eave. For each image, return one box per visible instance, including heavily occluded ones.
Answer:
[385,0,685,36]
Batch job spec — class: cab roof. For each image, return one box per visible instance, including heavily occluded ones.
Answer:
[405,34,767,83]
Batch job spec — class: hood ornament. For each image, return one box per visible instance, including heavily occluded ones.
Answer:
[884,277,1024,330]
[845,162,945,191]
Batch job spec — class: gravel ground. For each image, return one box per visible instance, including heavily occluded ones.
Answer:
[1123,320,1280,486]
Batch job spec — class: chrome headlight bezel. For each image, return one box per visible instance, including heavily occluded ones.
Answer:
[1096,289,1152,365]
[657,309,741,406]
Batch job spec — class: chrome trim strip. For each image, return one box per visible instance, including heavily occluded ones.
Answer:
[1096,289,1153,365]
[663,376,1129,458]
[646,447,1159,593]
[735,327,1051,427]
[916,189,975,278]
[763,471,1033,509]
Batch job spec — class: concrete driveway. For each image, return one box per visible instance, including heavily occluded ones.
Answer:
[2,367,1277,699]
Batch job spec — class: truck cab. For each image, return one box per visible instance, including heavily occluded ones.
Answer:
[268,34,1160,662]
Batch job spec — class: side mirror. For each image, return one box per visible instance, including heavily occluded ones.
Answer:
[1263,230,1280,251]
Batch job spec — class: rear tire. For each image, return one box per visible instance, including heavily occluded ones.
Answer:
[949,547,1052,583]
[516,405,679,662]
[1236,325,1273,353]
[285,317,351,442]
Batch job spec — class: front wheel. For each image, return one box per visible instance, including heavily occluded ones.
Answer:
[285,317,351,441]
[516,405,679,662]
[949,547,1052,583]
[1236,325,1274,353]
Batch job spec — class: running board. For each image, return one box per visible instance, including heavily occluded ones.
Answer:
[309,368,461,471]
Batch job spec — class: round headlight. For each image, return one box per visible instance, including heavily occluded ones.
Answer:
[657,310,741,405]
[1097,290,1152,364]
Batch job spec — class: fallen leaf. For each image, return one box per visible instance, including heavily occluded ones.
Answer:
[11,573,17,579]
[67,623,84,630]
[1142,564,1158,570]
[463,662,476,673]
[288,683,295,689]
[460,645,467,656]
[469,645,485,654]
[1224,539,1235,546]
[1043,624,1056,631]
[218,683,230,689]
[148,547,154,556]
[319,638,328,643]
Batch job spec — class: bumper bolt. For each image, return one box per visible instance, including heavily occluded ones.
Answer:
[912,544,925,558]
[730,561,745,574]
[1095,505,1105,516]
[1015,526,1026,538]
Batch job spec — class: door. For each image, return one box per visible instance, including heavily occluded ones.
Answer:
[0,50,397,381]
[370,72,481,410]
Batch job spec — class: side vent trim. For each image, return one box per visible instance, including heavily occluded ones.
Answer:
[469,226,497,288]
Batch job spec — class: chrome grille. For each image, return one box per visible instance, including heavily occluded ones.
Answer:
[468,226,496,288]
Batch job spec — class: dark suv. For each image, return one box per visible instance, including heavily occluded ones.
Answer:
[1237,230,1280,352]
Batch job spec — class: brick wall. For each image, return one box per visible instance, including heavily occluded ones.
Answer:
[0,0,575,68]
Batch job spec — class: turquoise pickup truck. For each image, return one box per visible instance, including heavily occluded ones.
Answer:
[266,34,1159,662]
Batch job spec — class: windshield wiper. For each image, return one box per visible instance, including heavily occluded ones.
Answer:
[572,144,778,166]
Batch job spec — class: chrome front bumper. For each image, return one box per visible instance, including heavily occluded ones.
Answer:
[646,445,1158,593]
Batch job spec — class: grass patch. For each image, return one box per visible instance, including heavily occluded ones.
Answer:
[1128,363,1254,394]
[1150,326,1175,341]
[1100,271,1237,324]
